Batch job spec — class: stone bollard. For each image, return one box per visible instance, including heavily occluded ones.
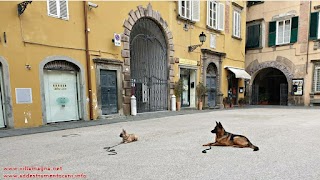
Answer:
[171,95,176,111]
[131,95,137,116]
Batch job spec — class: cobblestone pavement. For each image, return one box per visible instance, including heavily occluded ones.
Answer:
[1,107,319,180]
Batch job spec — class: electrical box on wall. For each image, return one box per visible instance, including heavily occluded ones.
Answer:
[191,82,194,88]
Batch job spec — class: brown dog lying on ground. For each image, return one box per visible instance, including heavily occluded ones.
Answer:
[203,121,259,151]
[119,129,138,143]
[104,129,138,155]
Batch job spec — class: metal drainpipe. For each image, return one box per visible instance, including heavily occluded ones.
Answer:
[84,1,93,120]
[306,1,312,74]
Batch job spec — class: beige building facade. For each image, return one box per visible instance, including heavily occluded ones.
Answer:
[245,1,320,106]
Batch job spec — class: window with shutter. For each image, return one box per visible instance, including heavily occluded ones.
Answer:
[233,10,241,38]
[207,1,224,31]
[178,0,199,22]
[207,1,217,29]
[290,16,298,43]
[276,19,291,45]
[238,11,241,36]
[217,3,224,31]
[59,0,68,20]
[314,66,320,92]
[271,16,298,46]
[318,13,320,39]
[268,21,276,46]
[233,12,236,36]
[48,0,58,17]
[246,23,261,49]
[309,12,319,40]
[184,0,192,19]
[47,0,69,20]
[178,0,182,17]
[191,0,200,22]
[276,16,299,45]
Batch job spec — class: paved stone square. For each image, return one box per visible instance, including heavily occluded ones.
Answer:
[1,107,319,180]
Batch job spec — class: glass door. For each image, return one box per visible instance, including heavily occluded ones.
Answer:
[180,68,190,107]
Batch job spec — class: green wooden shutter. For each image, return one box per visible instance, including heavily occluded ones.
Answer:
[310,12,319,40]
[268,21,276,47]
[290,16,299,43]
[246,24,260,48]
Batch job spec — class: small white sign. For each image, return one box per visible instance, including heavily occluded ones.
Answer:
[114,33,121,47]
[16,88,32,104]
[292,79,303,96]
[210,34,216,49]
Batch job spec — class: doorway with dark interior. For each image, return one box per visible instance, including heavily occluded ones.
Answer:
[252,68,288,105]
[227,72,238,105]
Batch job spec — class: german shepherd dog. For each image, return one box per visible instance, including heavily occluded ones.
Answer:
[119,129,138,144]
[203,122,259,151]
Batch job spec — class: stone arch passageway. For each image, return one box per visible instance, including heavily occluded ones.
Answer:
[121,4,175,113]
[251,68,288,105]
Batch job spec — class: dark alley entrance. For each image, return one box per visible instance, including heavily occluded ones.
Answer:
[252,68,288,105]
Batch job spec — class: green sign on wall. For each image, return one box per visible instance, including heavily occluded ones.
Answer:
[56,97,69,105]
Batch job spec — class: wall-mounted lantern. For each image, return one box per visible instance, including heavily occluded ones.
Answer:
[188,32,206,52]
[17,1,32,16]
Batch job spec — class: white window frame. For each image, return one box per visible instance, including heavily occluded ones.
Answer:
[207,1,217,29]
[207,1,224,31]
[47,0,69,20]
[276,19,291,45]
[233,10,241,38]
[179,0,191,20]
[314,65,320,93]
[178,0,200,22]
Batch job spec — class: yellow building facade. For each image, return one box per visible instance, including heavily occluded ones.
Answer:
[0,1,247,129]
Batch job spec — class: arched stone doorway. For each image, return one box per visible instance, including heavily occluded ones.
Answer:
[0,64,5,128]
[206,63,218,107]
[252,68,288,105]
[0,56,13,128]
[121,4,175,114]
[201,49,224,108]
[130,18,168,113]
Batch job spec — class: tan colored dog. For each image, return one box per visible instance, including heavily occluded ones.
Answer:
[119,129,138,143]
